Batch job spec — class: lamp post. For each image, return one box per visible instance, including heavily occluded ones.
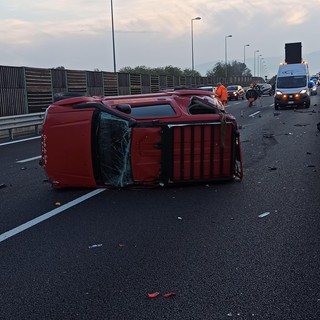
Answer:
[244,44,250,65]
[110,0,116,73]
[253,50,259,77]
[264,61,268,80]
[258,54,262,77]
[225,34,232,83]
[191,17,201,71]
[260,58,264,78]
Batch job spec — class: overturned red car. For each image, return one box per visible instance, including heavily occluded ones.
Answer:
[40,90,243,189]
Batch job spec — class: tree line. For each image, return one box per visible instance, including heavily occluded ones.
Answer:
[117,61,252,78]
[55,61,254,79]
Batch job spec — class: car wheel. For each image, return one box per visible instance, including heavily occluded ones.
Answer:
[306,102,310,109]
[275,104,279,110]
[242,96,244,100]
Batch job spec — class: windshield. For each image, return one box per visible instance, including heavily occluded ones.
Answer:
[277,76,307,89]
[227,86,238,91]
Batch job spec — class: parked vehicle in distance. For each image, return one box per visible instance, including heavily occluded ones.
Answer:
[197,86,216,94]
[255,83,273,96]
[310,75,319,86]
[309,80,317,95]
[40,90,243,189]
[226,85,245,100]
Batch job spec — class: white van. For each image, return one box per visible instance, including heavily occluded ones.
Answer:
[274,61,310,110]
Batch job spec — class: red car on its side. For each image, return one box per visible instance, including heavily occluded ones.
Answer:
[40,90,243,189]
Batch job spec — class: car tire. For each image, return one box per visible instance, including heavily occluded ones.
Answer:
[275,104,279,110]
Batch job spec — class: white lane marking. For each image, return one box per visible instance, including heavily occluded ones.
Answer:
[0,189,106,243]
[249,111,261,117]
[259,212,270,218]
[0,136,41,147]
[16,156,41,163]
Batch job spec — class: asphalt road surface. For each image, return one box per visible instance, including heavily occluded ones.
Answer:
[1,92,320,320]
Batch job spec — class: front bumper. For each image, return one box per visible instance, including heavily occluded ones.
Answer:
[227,92,238,100]
[274,92,310,107]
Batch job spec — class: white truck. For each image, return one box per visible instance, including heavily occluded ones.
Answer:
[274,42,311,110]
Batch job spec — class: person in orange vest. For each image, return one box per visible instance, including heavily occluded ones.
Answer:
[215,82,228,109]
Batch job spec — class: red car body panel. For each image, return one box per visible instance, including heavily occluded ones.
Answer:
[131,127,162,182]
[41,103,97,188]
[41,91,243,188]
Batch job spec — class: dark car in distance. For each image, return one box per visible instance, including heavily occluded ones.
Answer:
[227,85,245,100]
[309,80,317,95]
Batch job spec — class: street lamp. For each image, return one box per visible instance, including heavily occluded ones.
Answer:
[110,0,116,73]
[254,50,259,77]
[244,44,250,65]
[263,61,267,78]
[225,34,232,83]
[260,58,264,78]
[191,17,201,71]
[258,54,262,77]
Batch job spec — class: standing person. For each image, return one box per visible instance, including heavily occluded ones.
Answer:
[215,82,228,109]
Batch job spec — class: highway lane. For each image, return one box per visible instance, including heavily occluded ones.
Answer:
[0,137,97,234]
[1,94,320,319]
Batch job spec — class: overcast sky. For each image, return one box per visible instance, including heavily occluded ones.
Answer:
[1,0,320,77]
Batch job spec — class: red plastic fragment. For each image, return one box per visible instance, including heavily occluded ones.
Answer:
[147,292,160,298]
[163,292,176,298]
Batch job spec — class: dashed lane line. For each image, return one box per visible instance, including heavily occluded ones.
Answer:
[0,136,41,147]
[0,189,106,243]
[249,111,261,117]
[16,156,41,163]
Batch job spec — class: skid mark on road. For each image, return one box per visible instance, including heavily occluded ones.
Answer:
[0,189,106,243]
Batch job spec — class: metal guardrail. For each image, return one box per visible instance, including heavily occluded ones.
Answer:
[0,112,45,140]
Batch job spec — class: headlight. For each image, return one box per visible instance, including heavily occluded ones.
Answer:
[300,89,307,94]
[275,91,283,96]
